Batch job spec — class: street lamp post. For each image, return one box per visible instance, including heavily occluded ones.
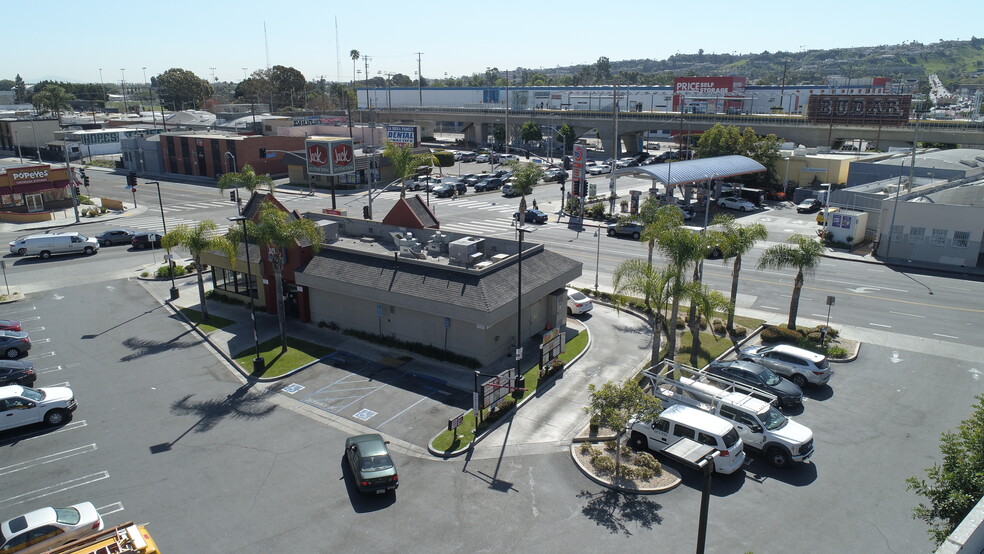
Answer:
[13,129,22,163]
[147,181,179,300]
[228,215,265,373]
[514,225,533,391]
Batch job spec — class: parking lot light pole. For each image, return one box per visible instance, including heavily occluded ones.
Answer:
[514,225,533,390]
[148,181,179,300]
[228,215,265,373]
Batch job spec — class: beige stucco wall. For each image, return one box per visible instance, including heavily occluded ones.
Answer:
[877,201,984,266]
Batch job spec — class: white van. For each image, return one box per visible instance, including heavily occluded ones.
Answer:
[629,404,746,474]
[9,232,100,259]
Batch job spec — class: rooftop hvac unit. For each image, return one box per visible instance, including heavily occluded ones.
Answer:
[449,236,484,266]
[316,220,339,242]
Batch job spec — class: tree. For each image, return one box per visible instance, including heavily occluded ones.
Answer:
[518,121,542,153]
[654,225,708,359]
[0,79,14,91]
[269,65,307,110]
[556,124,576,154]
[162,220,235,321]
[756,234,824,330]
[349,50,360,84]
[684,283,732,367]
[908,395,984,547]
[595,56,612,82]
[157,68,213,110]
[217,164,275,199]
[382,141,436,198]
[506,161,543,224]
[694,124,782,186]
[235,72,275,104]
[716,215,768,332]
[492,124,505,145]
[612,259,678,364]
[30,86,74,120]
[584,380,662,479]
[13,75,26,103]
[228,202,323,353]
[390,73,413,87]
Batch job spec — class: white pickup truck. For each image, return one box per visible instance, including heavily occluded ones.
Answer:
[0,385,77,430]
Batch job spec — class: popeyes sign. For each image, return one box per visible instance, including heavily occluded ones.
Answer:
[305,138,355,176]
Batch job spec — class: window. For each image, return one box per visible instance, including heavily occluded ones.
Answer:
[672,425,695,440]
[211,267,256,298]
[697,432,718,447]
[890,225,903,242]
[908,227,925,244]
[653,419,669,433]
[953,231,970,248]
[930,229,948,247]
[718,406,738,422]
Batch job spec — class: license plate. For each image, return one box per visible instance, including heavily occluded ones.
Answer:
[375,489,386,495]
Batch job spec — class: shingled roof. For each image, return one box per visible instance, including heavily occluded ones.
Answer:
[381,194,439,229]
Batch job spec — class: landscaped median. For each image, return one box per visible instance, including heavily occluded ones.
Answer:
[428,330,589,457]
[231,337,334,379]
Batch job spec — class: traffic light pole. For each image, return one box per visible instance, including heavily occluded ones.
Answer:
[64,143,81,223]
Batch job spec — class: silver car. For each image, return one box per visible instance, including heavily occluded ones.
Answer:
[739,344,832,387]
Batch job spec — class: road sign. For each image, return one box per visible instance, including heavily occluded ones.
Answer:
[376,304,383,318]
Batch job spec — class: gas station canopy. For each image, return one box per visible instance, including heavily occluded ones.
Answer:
[612,155,767,186]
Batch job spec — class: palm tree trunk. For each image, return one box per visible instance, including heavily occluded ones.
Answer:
[650,311,662,365]
[667,298,680,361]
[728,255,742,332]
[274,265,288,353]
[689,264,702,367]
[788,270,804,330]
[194,254,208,320]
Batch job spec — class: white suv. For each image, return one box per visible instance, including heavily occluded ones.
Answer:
[0,385,77,430]
[739,344,832,387]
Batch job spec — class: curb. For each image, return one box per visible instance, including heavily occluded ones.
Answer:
[569,443,682,494]
[426,320,593,458]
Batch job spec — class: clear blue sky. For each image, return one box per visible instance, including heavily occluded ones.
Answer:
[5,0,982,85]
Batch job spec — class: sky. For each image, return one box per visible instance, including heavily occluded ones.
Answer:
[4,0,983,85]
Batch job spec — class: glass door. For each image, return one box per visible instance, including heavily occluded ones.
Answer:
[25,193,44,212]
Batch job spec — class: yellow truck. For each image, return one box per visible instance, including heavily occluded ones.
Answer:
[816,207,839,225]
[42,522,159,553]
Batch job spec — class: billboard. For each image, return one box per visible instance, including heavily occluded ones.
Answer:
[806,95,912,126]
[386,125,418,147]
[305,138,355,176]
[673,76,747,95]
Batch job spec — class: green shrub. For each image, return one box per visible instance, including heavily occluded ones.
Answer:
[590,454,616,475]
[604,440,618,451]
[580,443,600,456]
[827,345,848,358]
[634,451,663,474]
[155,264,187,279]
[712,321,727,335]
[586,203,606,220]
[619,465,637,479]
[342,328,481,368]
[634,466,656,480]
[731,325,748,338]
[806,331,823,343]
[140,271,150,277]
[621,445,634,457]
[675,317,686,329]
[760,325,803,343]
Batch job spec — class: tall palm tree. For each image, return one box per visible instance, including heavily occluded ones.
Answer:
[684,283,732,367]
[31,86,74,121]
[655,226,706,360]
[350,50,360,85]
[757,234,825,330]
[161,220,236,320]
[228,203,323,352]
[507,161,544,225]
[612,259,678,365]
[716,215,768,332]
[217,164,275,210]
[381,141,437,198]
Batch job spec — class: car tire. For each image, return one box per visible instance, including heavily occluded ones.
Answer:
[4,347,19,359]
[83,246,94,255]
[767,446,791,468]
[101,240,111,246]
[607,229,616,236]
[44,408,70,426]
[40,250,51,259]
[567,307,573,316]
[630,431,647,449]
[16,248,26,256]
[136,243,145,250]
[631,232,640,239]
[791,374,808,388]
[739,206,747,212]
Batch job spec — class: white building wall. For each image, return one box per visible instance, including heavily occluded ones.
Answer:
[878,201,984,266]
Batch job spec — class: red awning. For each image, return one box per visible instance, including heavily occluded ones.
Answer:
[11,182,67,194]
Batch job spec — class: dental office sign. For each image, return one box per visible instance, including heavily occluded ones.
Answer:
[386,125,418,147]
[305,138,355,176]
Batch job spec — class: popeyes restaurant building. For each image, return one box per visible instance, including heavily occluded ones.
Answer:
[0,164,75,221]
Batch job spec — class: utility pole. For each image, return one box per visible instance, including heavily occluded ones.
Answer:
[415,52,424,106]
[120,69,129,115]
[363,56,371,108]
[504,70,509,154]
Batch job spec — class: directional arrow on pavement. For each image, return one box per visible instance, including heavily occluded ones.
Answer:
[849,286,882,294]
[890,351,903,364]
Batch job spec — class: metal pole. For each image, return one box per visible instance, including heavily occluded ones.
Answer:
[64,142,81,223]
[29,122,40,163]
[594,226,601,293]
[0,261,8,296]
[514,226,527,390]
[695,455,713,554]
[230,216,265,373]
[152,181,179,300]
[885,159,906,258]
[14,129,22,163]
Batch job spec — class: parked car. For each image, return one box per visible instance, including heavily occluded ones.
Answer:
[431,184,455,198]
[566,288,593,315]
[94,228,135,246]
[9,232,99,259]
[0,384,77,430]
[459,151,477,162]
[796,198,823,213]
[717,196,757,212]
[0,319,21,332]
[475,153,490,163]
[514,209,548,224]
[131,232,162,250]
[452,181,467,195]
[0,359,35,387]
[542,169,568,183]
[474,178,504,192]
[739,344,832,387]
[706,360,803,408]
[0,330,30,359]
[345,433,399,494]
[629,404,745,474]
[0,502,103,553]
[607,221,644,239]
[586,164,611,175]
[459,173,478,184]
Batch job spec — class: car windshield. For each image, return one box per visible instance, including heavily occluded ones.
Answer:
[762,369,782,386]
[19,387,44,401]
[761,407,788,430]
[816,359,829,369]
[723,428,741,448]
[360,454,393,472]
[53,507,81,525]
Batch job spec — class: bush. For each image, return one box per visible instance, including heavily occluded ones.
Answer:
[590,454,616,475]
[806,331,823,343]
[580,443,600,456]
[712,320,727,335]
[827,345,848,358]
[685,314,708,330]
[619,465,637,479]
[760,325,803,343]
[731,325,748,338]
[634,466,656,480]
[634,451,662,474]
[675,317,686,329]
[604,440,618,452]
[484,397,515,425]
[155,264,187,279]
[140,271,150,278]
[342,328,482,368]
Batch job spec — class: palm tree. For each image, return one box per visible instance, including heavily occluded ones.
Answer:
[228,202,323,352]
[655,226,706,360]
[381,141,437,198]
[757,234,825,330]
[612,259,678,365]
[639,201,685,270]
[31,86,74,121]
[684,283,732,367]
[716,215,768,332]
[350,50,360,85]
[217,164,275,210]
[507,161,544,224]
[162,220,236,320]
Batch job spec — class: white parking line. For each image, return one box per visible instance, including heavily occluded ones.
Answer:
[377,395,431,429]
[759,305,781,311]
[0,472,109,509]
[869,323,892,328]
[97,502,125,517]
[934,333,959,339]
[889,311,926,318]
[0,444,98,477]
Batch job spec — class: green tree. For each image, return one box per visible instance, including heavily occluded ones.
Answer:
[584,380,662,479]
[349,50,360,85]
[217,164,275,201]
[13,75,27,103]
[684,283,732,367]
[157,68,213,110]
[492,124,505,145]
[506,161,544,224]
[556,124,576,154]
[161,220,235,321]
[382,141,436,198]
[235,71,275,104]
[612,259,678,364]
[519,121,542,153]
[908,395,984,547]
[31,85,74,120]
[694,124,782,186]
[269,65,307,110]
[756,234,824,330]
[654,225,708,359]
[716,215,768,332]
[595,56,612,82]
[228,202,323,353]
[0,79,14,91]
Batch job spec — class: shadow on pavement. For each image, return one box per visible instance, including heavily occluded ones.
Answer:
[340,456,397,513]
[576,488,663,535]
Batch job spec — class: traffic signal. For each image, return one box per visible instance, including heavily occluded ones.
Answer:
[229,191,236,202]
[127,170,137,187]
[363,206,370,219]
[83,176,90,187]
[73,185,80,196]
[259,148,267,158]
[79,168,86,179]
